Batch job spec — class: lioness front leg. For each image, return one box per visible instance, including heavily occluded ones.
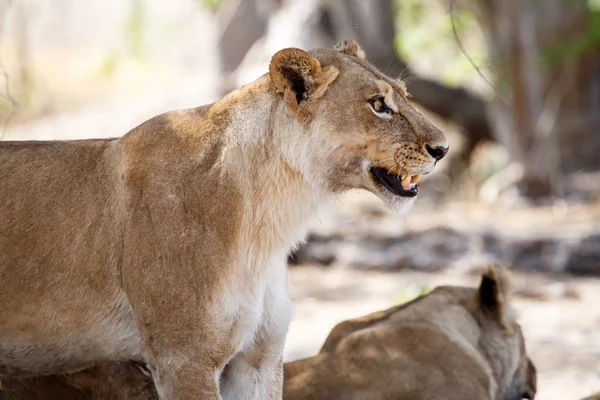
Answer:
[148,356,222,400]
[125,293,236,400]
[130,309,233,400]
[220,266,292,400]
[220,352,284,400]
[123,261,234,398]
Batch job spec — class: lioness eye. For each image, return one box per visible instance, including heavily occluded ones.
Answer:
[369,97,393,115]
[373,98,383,112]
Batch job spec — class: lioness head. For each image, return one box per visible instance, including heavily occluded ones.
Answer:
[269,39,448,212]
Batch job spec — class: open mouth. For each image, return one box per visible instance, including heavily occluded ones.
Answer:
[369,167,420,198]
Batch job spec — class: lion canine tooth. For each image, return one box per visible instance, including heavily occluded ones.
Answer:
[401,175,412,189]
[411,175,421,184]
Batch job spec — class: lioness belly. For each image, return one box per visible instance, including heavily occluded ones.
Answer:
[0,291,142,376]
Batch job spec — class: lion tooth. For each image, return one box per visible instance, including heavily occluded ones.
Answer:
[401,175,412,189]
[411,175,421,184]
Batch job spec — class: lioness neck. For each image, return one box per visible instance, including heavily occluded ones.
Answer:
[216,75,329,263]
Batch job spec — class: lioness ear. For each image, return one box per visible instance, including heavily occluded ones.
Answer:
[269,48,339,112]
[478,263,512,328]
[334,39,366,60]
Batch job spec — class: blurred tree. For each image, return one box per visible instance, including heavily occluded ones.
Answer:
[2,0,32,107]
[470,0,600,198]
[216,0,278,74]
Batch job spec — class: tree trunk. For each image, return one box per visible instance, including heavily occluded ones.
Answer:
[216,0,277,74]
[475,0,600,198]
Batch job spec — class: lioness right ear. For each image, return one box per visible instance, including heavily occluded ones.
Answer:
[478,263,512,329]
[269,48,339,113]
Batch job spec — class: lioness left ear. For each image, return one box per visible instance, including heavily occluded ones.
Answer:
[334,39,366,60]
[269,48,339,112]
[478,263,511,329]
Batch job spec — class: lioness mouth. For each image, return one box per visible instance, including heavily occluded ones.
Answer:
[370,167,420,198]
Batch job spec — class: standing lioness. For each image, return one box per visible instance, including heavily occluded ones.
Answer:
[0,40,447,399]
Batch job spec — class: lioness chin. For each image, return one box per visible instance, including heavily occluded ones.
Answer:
[0,40,447,399]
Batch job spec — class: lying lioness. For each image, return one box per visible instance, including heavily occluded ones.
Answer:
[283,265,537,400]
[0,265,536,400]
[0,40,447,399]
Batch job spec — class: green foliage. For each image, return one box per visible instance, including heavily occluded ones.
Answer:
[392,283,432,306]
[540,7,600,66]
[393,0,600,91]
[98,50,120,78]
[393,0,435,60]
[96,0,148,79]
[125,0,147,60]
[393,0,488,87]
[196,0,223,13]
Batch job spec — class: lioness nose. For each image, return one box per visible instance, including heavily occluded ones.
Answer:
[425,143,448,161]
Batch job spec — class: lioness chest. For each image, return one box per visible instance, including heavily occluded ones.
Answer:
[222,253,292,356]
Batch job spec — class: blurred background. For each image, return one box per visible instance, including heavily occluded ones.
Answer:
[0,0,599,398]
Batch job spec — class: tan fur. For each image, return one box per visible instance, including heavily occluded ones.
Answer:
[0,40,446,399]
[333,39,366,60]
[281,265,535,400]
[283,264,537,400]
[0,266,535,400]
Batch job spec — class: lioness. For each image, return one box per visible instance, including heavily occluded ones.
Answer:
[283,265,537,400]
[0,40,447,399]
[0,266,535,400]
